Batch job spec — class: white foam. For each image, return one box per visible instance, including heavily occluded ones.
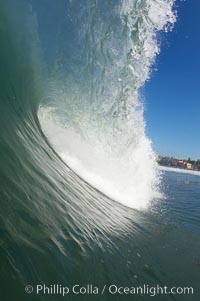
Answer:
[37,0,175,209]
[38,107,161,209]
[160,166,200,176]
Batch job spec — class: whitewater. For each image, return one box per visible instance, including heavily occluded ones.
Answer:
[38,0,176,209]
[2,2,200,301]
[160,166,200,176]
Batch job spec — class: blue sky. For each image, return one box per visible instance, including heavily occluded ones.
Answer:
[144,0,200,160]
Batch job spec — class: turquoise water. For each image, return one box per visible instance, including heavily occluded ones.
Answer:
[1,167,200,301]
[0,1,200,300]
[153,171,200,236]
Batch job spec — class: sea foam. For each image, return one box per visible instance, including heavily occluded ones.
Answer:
[38,0,176,209]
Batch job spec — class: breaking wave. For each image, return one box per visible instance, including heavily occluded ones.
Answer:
[38,0,176,208]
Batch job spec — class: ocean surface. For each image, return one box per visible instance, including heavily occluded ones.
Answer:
[0,1,200,300]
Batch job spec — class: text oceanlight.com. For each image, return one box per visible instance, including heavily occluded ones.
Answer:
[25,284,194,297]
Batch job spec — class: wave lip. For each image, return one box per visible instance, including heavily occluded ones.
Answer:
[37,0,176,209]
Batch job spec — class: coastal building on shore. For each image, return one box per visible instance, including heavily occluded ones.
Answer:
[177,160,193,169]
[186,163,193,169]
[158,156,196,170]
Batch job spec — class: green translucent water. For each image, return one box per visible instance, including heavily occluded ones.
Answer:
[1,1,199,301]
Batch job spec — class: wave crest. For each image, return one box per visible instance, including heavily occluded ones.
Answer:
[38,0,176,209]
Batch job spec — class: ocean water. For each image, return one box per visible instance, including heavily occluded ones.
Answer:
[0,0,200,300]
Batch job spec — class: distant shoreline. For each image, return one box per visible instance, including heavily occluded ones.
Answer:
[159,165,200,176]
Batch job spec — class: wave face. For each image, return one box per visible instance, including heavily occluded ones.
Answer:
[0,0,175,256]
[4,3,200,301]
[37,0,175,209]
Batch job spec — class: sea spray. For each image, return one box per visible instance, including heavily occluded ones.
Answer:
[38,0,176,209]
